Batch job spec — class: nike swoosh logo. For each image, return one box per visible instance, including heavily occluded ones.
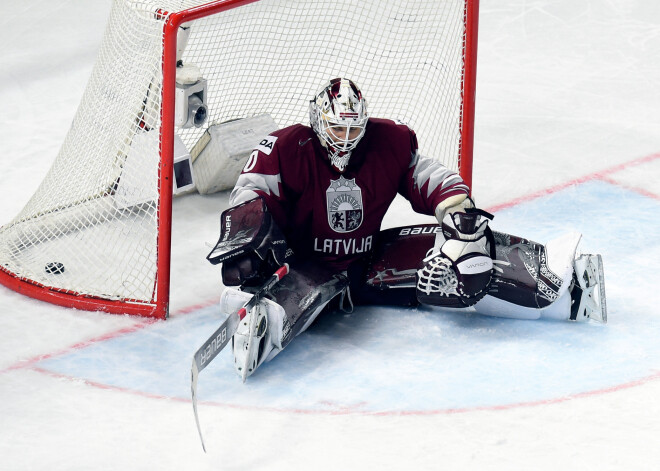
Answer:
[299,138,312,146]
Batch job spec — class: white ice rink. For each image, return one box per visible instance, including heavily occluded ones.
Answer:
[1,1,660,469]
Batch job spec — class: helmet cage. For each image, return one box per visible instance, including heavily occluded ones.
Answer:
[309,78,368,170]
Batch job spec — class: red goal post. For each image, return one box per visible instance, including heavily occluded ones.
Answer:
[0,0,479,319]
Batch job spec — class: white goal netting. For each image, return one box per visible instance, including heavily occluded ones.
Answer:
[0,0,475,316]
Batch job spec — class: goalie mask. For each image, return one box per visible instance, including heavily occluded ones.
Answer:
[309,78,369,172]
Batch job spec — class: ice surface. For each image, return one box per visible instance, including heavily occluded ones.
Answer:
[1,1,660,470]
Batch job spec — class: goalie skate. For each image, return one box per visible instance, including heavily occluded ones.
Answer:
[570,254,607,323]
[233,302,268,381]
[220,286,289,381]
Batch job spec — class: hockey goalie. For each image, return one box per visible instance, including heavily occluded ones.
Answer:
[207,78,607,380]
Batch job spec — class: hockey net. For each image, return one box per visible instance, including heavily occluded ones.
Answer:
[0,0,478,319]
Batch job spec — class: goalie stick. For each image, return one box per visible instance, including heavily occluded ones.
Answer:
[191,263,289,452]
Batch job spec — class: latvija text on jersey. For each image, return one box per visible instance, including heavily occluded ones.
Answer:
[313,235,373,255]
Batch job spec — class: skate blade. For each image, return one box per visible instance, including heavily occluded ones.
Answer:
[576,254,607,324]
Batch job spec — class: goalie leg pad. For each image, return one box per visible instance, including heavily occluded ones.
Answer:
[220,260,349,378]
[470,290,572,320]
[269,261,349,345]
[364,224,443,291]
[488,231,580,309]
[470,254,607,324]
[470,234,607,323]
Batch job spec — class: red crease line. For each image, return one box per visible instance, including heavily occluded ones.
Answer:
[485,152,660,213]
[28,365,660,417]
[1,296,220,374]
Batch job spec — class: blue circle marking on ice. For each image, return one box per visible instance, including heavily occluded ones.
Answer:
[38,181,660,413]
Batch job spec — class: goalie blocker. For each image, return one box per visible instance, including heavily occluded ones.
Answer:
[207,197,292,287]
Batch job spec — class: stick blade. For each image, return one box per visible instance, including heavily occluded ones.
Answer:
[191,360,207,452]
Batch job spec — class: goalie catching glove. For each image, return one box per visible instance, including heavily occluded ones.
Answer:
[207,197,290,287]
[417,207,495,307]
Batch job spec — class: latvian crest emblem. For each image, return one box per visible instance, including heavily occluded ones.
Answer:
[326,176,363,233]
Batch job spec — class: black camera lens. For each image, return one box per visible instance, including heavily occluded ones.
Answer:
[188,94,208,128]
[193,105,207,127]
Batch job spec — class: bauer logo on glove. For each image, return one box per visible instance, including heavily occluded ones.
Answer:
[417,208,495,308]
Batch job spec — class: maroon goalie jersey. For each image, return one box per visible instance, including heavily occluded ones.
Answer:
[229,118,469,271]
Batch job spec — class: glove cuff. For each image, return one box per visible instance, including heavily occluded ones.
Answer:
[434,194,474,224]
